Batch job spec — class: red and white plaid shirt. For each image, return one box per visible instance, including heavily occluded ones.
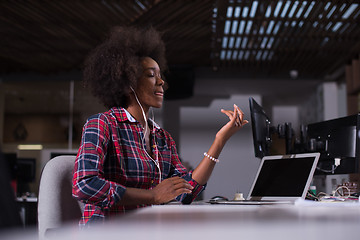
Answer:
[72,107,205,226]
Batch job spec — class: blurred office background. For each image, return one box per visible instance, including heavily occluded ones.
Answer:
[1,1,360,226]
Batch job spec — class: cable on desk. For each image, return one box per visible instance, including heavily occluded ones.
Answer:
[306,186,359,202]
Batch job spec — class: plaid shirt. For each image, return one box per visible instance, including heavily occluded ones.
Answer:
[72,107,205,226]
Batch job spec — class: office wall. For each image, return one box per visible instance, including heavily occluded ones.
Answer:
[299,82,347,126]
[272,106,299,134]
[3,114,79,144]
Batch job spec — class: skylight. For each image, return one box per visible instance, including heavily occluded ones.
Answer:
[343,4,359,19]
[218,1,360,61]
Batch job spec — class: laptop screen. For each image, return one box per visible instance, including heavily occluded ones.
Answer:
[248,153,319,200]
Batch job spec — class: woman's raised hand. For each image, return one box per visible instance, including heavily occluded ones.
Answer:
[221,104,248,126]
[216,104,249,142]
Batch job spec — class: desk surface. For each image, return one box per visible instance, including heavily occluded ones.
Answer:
[3,201,360,240]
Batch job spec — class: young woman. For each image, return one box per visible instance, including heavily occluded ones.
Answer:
[72,26,248,227]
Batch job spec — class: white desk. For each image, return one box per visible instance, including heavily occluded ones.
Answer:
[3,201,360,240]
[56,200,360,240]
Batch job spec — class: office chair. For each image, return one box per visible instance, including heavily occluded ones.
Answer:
[38,155,83,239]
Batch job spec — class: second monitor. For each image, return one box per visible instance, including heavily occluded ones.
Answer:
[248,97,360,175]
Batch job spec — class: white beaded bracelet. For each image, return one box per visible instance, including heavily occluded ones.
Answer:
[204,152,220,163]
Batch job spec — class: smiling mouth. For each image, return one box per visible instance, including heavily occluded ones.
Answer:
[155,91,164,96]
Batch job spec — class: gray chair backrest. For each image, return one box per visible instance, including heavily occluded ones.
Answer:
[38,155,83,239]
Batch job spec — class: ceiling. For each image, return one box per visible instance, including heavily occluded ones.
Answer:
[1,0,360,80]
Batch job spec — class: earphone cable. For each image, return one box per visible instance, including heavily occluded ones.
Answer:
[131,88,162,183]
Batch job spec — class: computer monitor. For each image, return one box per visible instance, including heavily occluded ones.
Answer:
[249,97,273,158]
[16,158,36,195]
[307,113,360,174]
[16,158,36,183]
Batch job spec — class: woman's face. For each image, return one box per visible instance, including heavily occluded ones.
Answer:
[135,57,165,109]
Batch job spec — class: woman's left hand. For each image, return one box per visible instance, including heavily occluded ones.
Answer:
[216,104,249,142]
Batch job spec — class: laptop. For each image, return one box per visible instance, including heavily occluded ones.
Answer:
[209,152,320,205]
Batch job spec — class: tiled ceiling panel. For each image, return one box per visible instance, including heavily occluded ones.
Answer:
[1,0,359,79]
[212,0,360,78]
